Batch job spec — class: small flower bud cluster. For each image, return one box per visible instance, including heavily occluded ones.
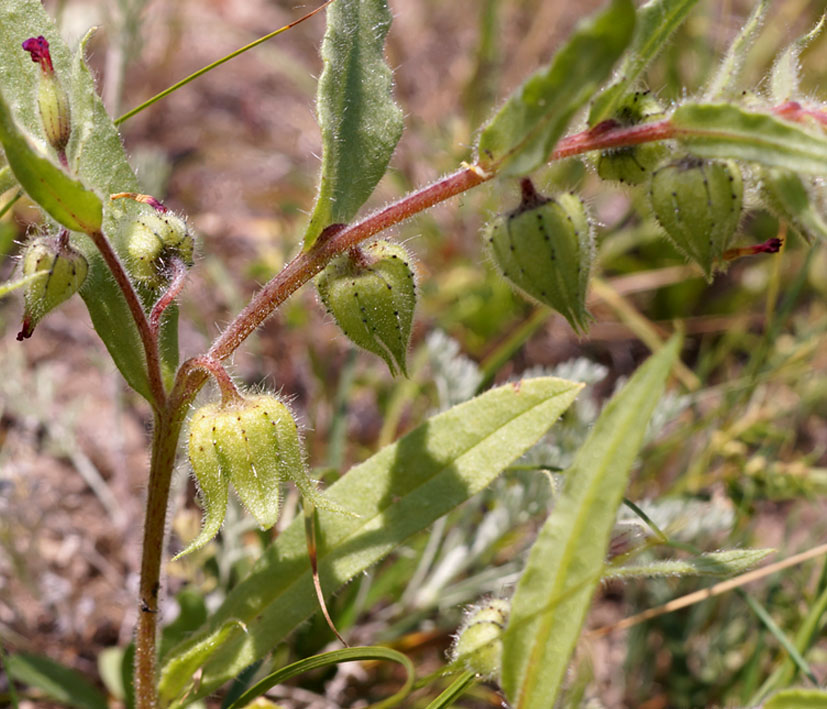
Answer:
[125,208,194,288]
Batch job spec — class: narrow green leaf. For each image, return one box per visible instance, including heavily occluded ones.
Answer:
[770,14,825,103]
[501,336,680,709]
[606,548,773,580]
[225,646,414,709]
[160,376,583,702]
[704,0,770,100]
[0,94,102,232]
[671,103,827,174]
[589,0,699,124]
[765,689,827,709]
[303,0,403,249]
[753,580,827,703]
[5,652,108,709]
[477,0,635,176]
[424,672,477,709]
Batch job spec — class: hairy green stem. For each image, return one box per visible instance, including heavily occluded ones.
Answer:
[135,408,188,709]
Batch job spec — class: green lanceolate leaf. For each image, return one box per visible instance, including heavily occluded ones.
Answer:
[477,0,635,176]
[704,0,770,101]
[303,0,403,249]
[0,93,102,232]
[605,548,773,580]
[770,14,825,103]
[501,336,681,709]
[589,0,699,125]
[159,377,583,703]
[671,103,827,175]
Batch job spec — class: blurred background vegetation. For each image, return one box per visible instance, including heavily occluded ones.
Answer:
[1,0,827,706]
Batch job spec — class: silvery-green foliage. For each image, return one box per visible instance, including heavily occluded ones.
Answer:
[616,496,736,543]
[517,358,609,471]
[425,330,483,410]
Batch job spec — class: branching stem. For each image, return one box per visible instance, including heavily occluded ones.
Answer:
[133,114,707,707]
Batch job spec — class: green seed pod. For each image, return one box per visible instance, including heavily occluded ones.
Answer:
[450,598,510,680]
[649,157,743,281]
[125,209,194,287]
[181,393,327,558]
[487,179,593,333]
[596,91,667,185]
[22,36,71,155]
[17,232,88,340]
[316,241,416,377]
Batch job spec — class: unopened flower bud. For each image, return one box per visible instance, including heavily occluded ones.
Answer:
[316,241,417,377]
[125,209,194,288]
[487,179,593,333]
[22,36,71,156]
[17,231,88,340]
[450,598,510,680]
[180,393,335,558]
[649,157,743,280]
[596,91,667,185]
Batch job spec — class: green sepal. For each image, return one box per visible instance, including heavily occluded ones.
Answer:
[317,241,416,376]
[769,14,825,103]
[477,0,635,176]
[37,71,71,153]
[177,403,230,559]
[487,182,593,333]
[649,157,743,280]
[704,0,770,101]
[19,233,88,338]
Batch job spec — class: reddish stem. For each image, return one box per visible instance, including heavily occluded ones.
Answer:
[87,229,166,408]
[188,355,243,406]
[149,257,188,336]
